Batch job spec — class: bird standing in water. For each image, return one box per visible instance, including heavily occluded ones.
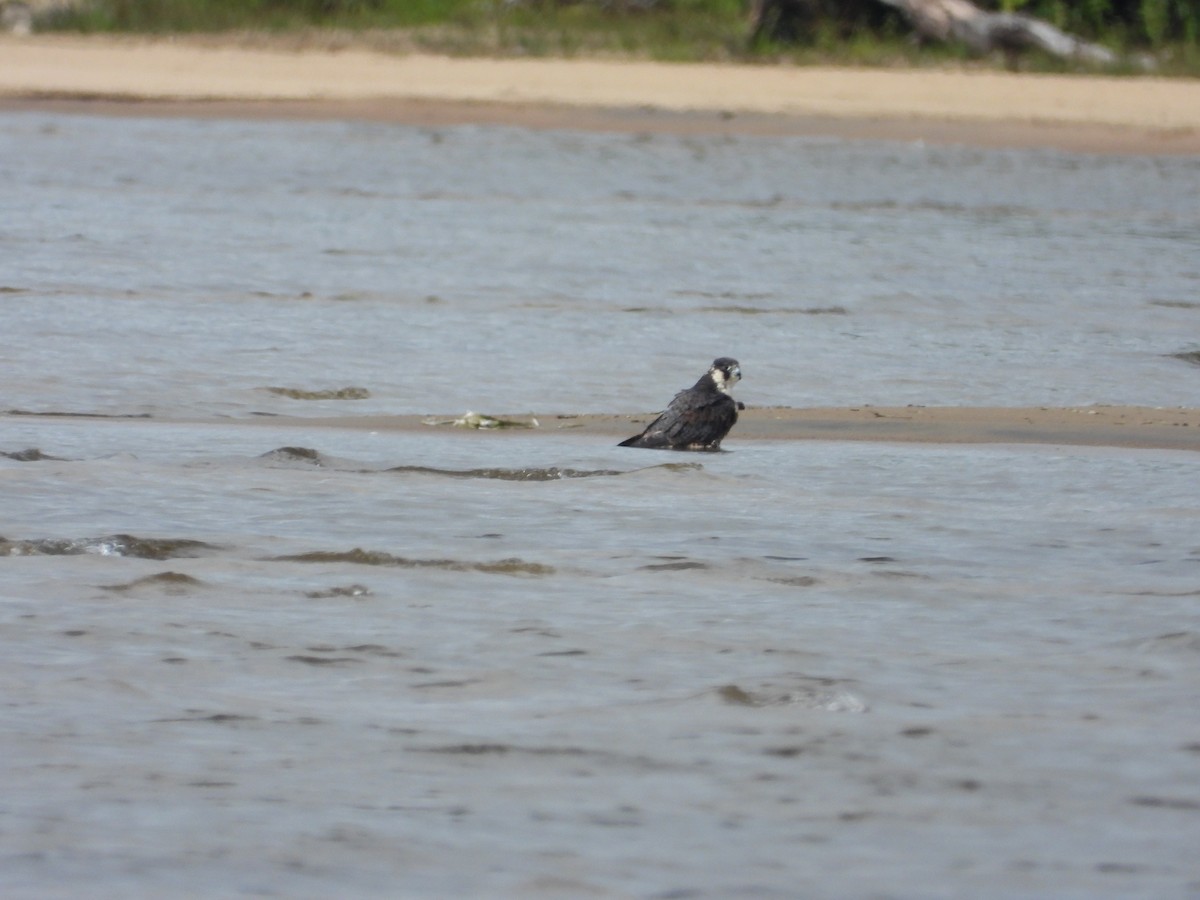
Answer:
[618,358,742,451]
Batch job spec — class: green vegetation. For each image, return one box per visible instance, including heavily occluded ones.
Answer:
[45,0,1200,74]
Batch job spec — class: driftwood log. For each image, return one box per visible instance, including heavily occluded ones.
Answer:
[876,0,1117,66]
[749,0,1124,68]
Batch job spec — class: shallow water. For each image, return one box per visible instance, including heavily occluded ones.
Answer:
[2,112,1200,897]
[3,113,1200,416]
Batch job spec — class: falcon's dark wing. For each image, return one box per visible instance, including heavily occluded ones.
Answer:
[618,386,738,451]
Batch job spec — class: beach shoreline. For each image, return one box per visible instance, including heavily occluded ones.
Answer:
[12,407,1196,453]
[3,34,1200,153]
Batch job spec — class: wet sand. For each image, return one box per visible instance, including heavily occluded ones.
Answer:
[242,406,1200,453]
[3,34,1200,153]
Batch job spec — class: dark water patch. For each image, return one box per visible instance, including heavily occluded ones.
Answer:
[427,743,511,755]
[764,575,821,587]
[0,286,31,294]
[1169,350,1200,367]
[512,626,561,637]
[1126,588,1200,597]
[259,446,328,465]
[304,643,401,657]
[396,462,701,481]
[831,199,1030,218]
[1,448,66,461]
[413,743,671,771]
[871,569,927,580]
[156,713,257,724]
[1095,863,1144,875]
[1131,631,1200,654]
[385,465,623,481]
[1,534,220,560]
[622,303,845,316]
[1151,300,1200,310]
[270,547,554,576]
[286,655,361,666]
[674,289,777,301]
[304,583,372,599]
[101,571,205,594]
[764,745,820,759]
[698,305,848,316]
[260,458,666,481]
[640,560,709,571]
[412,678,481,689]
[5,409,151,419]
[264,386,371,400]
[344,643,401,656]
[1129,795,1200,811]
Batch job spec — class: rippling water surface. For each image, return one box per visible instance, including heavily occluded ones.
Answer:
[3,112,1200,415]
[2,112,1199,898]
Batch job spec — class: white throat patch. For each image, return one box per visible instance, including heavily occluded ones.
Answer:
[711,367,739,394]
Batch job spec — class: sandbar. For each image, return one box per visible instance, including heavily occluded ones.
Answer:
[232,405,1200,453]
[3,34,1200,153]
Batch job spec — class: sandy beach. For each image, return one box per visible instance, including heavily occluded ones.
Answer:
[3,34,1200,153]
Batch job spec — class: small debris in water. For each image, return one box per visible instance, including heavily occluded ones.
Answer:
[716,684,759,706]
[422,411,539,429]
[1,448,66,461]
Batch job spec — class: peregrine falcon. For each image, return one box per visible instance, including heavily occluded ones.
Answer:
[618,358,742,451]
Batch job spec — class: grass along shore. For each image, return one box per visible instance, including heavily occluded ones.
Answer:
[31,0,1200,77]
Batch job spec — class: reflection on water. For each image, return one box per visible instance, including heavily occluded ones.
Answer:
[2,112,1199,897]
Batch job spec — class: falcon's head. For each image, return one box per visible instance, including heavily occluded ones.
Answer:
[708,358,742,394]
